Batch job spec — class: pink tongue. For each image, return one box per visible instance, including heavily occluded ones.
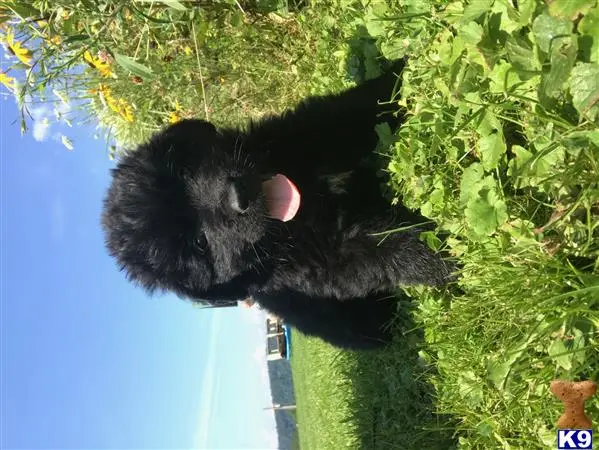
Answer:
[262,174,301,222]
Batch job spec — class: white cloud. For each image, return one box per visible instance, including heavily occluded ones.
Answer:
[28,103,72,143]
[30,106,51,142]
[32,116,50,141]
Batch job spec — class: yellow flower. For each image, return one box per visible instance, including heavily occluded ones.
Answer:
[83,50,113,78]
[183,45,192,56]
[168,111,182,124]
[48,35,62,46]
[90,83,133,122]
[167,100,183,123]
[89,83,111,98]
[118,99,134,122]
[0,71,16,90]
[2,28,33,66]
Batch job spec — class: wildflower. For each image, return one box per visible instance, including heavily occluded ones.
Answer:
[0,71,16,90]
[48,35,62,46]
[168,100,183,123]
[2,28,33,66]
[168,111,182,124]
[183,45,192,56]
[90,83,133,122]
[88,83,108,96]
[118,99,134,122]
[83,50,113,78]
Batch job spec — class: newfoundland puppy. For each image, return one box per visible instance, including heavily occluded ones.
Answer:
[101,59,454,349]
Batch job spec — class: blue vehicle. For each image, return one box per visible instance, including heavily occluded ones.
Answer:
[281,324,292,360]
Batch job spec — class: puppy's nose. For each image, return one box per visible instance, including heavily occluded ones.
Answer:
[230,186,249,214]
[229,176,259,214]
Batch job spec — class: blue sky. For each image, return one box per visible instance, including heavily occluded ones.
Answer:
[0,81,277,447]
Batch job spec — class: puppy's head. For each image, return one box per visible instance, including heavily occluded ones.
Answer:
[101,119,299,299]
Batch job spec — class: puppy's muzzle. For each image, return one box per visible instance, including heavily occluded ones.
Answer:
[229,175,260,214]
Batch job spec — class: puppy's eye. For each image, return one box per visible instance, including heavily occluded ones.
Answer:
[193,234,208,252]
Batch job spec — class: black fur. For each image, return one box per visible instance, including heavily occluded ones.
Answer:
[101,60,454,349]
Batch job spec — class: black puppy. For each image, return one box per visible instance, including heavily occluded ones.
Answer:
[102,60,454,349]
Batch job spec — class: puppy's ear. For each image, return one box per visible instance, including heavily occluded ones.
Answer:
[150,119,217,168]
[163,119,216,139]
[159,119,217,149]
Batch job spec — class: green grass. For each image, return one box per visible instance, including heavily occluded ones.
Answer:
[291,303,456,450]
[5,0,599,448]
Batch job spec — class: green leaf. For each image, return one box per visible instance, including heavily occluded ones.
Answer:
[380,37,406,60]
[476,110,502,136]
[491,0,521,33]
[479,131,506,170]
[567,130,599,147]
[63,34,90,44]
[517,0,536,25]
[544,35,578,97]
[364,9,386,37]
[439,32,465,66]
[402,0,430,15]
[457,371,484,406]
[489,61,522,93]
[0,1,39,19]
[569,62,599,121]
[114,53,155,79]
[493,198,507,227]
[442,1,465,25]
[532,12,572,53]
[420,231,443,251]
[579,6,599,63]
[459,22,484,46]
[487,359,511,389]
[459,163,485,205]
[548,339,572,370]
[506,34,540,71]
[507,145,533,182]
[548,0,595,20]
[461,0,493,23]
[159,0,188,10]
[466,197,497,235]
[465,192,506,236]
[375,123,394,148]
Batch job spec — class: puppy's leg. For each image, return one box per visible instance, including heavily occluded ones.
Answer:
[256,289,398,350]
[289,229,454,301]
[244,59,406,175]
[336,230,455,294]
